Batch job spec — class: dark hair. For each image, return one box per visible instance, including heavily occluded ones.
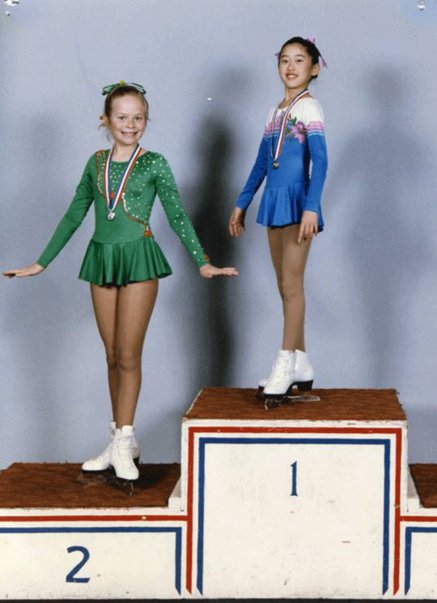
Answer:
[103,84,149,122]
[277,36,321,79]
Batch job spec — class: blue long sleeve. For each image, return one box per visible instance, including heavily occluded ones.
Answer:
[235,137,268,211]
[304,130,328,213]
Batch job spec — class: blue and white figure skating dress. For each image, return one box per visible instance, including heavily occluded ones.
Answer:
[236,96,328,229]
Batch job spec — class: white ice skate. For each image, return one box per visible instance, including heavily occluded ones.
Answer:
[261,349,318,408]
[110,425,140,481]
[81,421,140,472]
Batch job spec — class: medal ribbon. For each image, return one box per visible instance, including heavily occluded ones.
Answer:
[272,89,310,165]
[104,144,142,215]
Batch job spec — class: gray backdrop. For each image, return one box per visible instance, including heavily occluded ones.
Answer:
[1,0,437,468]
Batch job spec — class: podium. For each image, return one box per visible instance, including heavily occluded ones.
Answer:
[1,388,436,599]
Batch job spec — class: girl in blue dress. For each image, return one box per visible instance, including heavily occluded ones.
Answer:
[229,37,328,404]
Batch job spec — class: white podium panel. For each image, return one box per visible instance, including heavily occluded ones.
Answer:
[193,434,391,598]
[0,525,183,599]
[403,525,437,598]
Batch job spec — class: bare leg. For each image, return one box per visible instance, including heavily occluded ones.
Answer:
[90,280,158,425]
[267,224,312,351]
[90,284,119,419]
[115,280,158,426]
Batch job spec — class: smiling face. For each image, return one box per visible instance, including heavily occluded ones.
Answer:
[103,94,147,150]
[278,43,320,96]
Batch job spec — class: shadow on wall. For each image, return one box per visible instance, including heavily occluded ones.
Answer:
[172,68,253,396]
[182,113,238,390]
[327,67,431,386]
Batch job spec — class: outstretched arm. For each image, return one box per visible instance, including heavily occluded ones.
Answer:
[199,264,238,278]
[155,155,238,278]
[4,156,95,277]
[3,263,44,278]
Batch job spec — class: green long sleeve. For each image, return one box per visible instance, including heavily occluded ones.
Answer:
[37,156,95,268]
[154,155,209,267]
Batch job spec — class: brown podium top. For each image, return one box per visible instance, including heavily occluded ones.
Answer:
[0,463,180,509]
[184,388,407,422]
[410,464,437,508]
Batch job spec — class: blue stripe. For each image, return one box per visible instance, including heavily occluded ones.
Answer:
[196,440,206,593]
[196,436,391,595]
[382,441,390,593]
[0,526,182,594]
[174,527,182,594]
[404,526,437,594]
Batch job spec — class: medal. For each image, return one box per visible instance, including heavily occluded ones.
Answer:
[271,89,310,169]
[104,144,142,221]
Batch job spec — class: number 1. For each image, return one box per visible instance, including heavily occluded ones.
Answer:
[290,461,298,496]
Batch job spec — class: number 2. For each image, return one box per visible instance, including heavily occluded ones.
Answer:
[66,545,90,583]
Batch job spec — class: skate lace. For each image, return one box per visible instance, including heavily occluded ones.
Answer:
[268,355,294,386]
[91,442,112,462]
[117,436,133,458]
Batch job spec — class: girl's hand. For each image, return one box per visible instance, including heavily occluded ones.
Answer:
[228,207,246,237]
[199,263,239,279]
[298,211,319,244]
[3,263,45,278]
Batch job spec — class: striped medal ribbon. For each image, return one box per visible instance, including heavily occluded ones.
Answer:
[104,144,142,220]
[272,89,310,169]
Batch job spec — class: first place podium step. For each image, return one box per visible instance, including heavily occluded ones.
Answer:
[1,388,437,599]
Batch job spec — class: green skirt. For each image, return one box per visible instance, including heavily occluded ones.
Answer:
[79,236,172,285]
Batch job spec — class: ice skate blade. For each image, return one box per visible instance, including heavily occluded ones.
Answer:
[80,467,114,476]
[287,393,320,403]
[256,379,313,401]
[78,471,137,496]
[264,393,321,410]
[113,477,136,496]
[255,386,265,400]
[264,397,283,410]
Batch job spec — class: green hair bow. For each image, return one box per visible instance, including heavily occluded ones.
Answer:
[102,81,146,96]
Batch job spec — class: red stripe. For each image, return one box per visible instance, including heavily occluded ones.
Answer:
[0,513,188,523]
[401,515,437,522]
[189,425,401,435]
[393,429,403,594]
[186,428,195,593]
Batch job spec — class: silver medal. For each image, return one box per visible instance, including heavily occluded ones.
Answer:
[107,210,116,221]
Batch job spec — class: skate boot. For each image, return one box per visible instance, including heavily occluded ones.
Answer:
[262,350,296,407]
[81,421,140,472]
[293,349,314,391]
[110,425,140,481]
[257,349,314,399]
[255,351,290,399]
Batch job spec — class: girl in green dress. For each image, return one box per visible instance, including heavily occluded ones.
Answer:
[4,82,238,481]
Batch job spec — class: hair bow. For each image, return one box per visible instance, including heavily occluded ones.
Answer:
[306,37,328,68]
[102,81,146,96]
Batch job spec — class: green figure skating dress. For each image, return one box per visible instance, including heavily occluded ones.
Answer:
[37,151,209,285]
